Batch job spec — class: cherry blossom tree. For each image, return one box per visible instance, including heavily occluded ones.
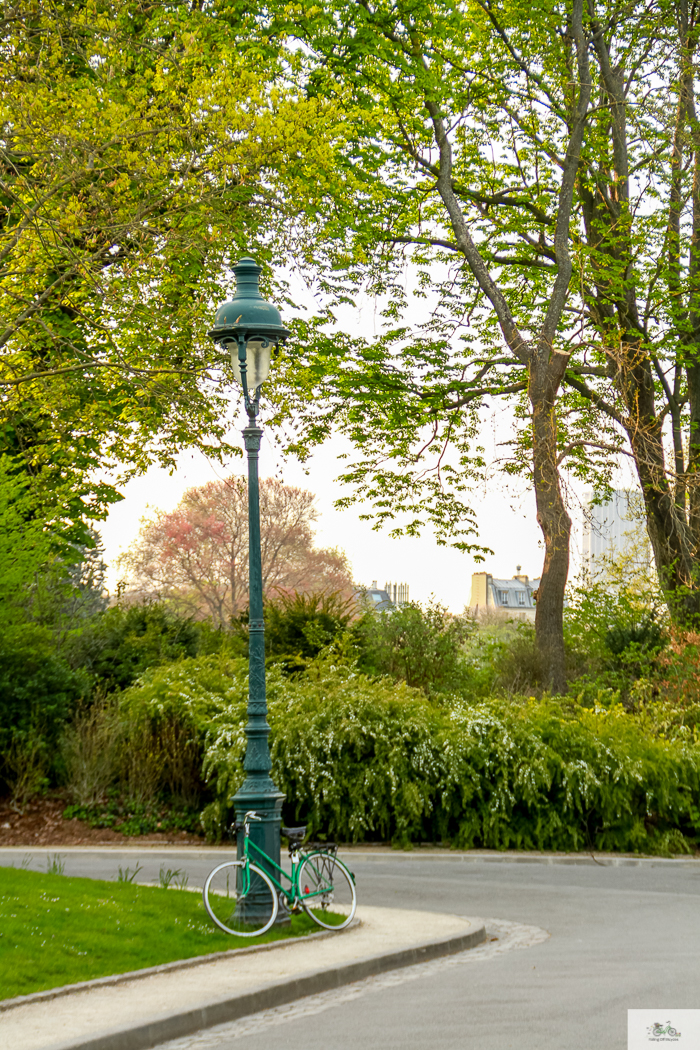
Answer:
[119,477,354,626]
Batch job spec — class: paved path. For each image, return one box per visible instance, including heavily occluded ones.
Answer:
[2,906,488,1050]
[3,849,700,1049]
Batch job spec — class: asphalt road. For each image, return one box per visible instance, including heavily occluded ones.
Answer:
[3,849,699,1049]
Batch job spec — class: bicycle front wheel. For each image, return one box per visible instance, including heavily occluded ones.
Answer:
[298,853,356,930]
[203,861,278,937]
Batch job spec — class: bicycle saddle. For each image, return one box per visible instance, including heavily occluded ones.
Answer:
[281,826,307,840]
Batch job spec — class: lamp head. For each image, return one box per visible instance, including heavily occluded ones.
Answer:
[207,258,290,392]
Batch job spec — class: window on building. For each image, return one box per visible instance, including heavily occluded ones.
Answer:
[517,592,525,606]
[500,590,509,605]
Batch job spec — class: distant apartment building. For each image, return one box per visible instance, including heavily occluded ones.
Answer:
[469,567,540,619]
[581,489,649,576]
[364,580,410,610]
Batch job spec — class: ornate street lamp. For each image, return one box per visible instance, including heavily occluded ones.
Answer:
[208,258,290,919]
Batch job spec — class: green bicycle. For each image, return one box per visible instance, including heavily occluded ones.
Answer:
[203,810,357,937]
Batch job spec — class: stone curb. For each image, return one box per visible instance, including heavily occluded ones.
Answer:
[1,846,698,865]
[346,852,700,867]
[0,919,362,1014]
[42,921,487,1050]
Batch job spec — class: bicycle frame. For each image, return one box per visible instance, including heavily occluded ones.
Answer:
[239,829,336,907]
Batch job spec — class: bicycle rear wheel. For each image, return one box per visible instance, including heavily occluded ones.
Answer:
[298,852,356,930]
[203,861,278,937]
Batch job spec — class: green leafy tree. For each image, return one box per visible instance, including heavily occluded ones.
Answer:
[0,0,338,534]
[266,0,595,692]
[0,456,54,624]
[557,0,700,628]
[0,456,88,789]
[271,0,700,644]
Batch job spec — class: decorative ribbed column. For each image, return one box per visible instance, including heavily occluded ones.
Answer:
[233,417,287,923]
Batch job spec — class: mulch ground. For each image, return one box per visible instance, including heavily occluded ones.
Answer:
[0,795,206,848]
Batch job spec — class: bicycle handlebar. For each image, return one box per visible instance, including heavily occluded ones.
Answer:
[232,811,262,834]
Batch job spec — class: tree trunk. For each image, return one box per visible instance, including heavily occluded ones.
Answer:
[623,403,700,625]
[531,378,571,693]
[574,5,700,629]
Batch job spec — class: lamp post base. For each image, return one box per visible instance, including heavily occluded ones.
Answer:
[234,783,290,926]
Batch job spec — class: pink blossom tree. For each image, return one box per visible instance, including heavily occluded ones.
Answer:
[119,477,354,626]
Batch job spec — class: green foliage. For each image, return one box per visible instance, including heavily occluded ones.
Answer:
[3,565,698,857]
[482,621,544,696]
[118,654,245,727]
[604,614,666,663]
[0,867,318,999]
[467,579,671,702]
[0,2,341,528]
[192,619,248,660]
[68,602,200,693]
[24,533,108,643]
[55,652,244,826]
[0,625,87,771]
[265,591,356,670]
[46,855,65,877]
[0,457,57,626]
[261,0,700,635]
[60,697,123,808]
[63,795,201,838]
[25,628,698,853]
[114,654,247,825]
[139,652,697,853]
[116,864,142,885]
[264,0,613,548]
[563,578,669,700]
[3,725,50,815]
[158,866,189,891]
[0,458,106,799]
[355,601,474,697]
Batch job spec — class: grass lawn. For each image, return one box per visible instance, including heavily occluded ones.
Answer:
[0,866,321,1000]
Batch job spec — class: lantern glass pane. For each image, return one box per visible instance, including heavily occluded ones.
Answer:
[228,338,272,390]
[246,339,272,388]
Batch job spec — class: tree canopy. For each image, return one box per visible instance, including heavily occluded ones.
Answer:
[0,0,337,536]
[119,475,354,625]
[6,0,700,688]
[262,0,700,678]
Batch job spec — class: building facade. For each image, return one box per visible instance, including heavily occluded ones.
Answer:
[469,567,540,619]
[581,489,649,576]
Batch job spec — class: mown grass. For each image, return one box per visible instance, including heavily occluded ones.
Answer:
[0,867,319,1000]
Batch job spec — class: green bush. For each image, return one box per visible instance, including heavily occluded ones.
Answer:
[266,669,700,852]
[0,625,87,761]
[477,581,671,701]
[68,601,200,693]
[355,600,475,697]
[563,579,668,693]
[116,652,700,852]
[265,591,355,671]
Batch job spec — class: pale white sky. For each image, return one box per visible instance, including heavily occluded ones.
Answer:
[97,268,633,612]
[98,408,604,613]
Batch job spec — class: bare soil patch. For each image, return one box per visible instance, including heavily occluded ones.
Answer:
[0,795,205,848]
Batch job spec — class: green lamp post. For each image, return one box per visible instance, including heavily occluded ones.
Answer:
[208,258,290,919]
